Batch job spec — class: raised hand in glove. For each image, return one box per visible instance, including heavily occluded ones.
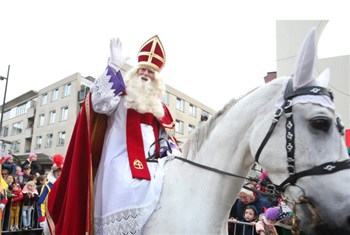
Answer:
[0,203,5,210]
[109,37,129,73]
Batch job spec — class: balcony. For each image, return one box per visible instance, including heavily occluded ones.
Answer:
[23,128,33,139]
[26,107,35,120]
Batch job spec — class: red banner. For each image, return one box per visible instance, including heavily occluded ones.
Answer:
[346,129,350,148]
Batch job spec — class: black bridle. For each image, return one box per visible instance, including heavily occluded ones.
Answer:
[147,78,350,196]
[255,78,350,192]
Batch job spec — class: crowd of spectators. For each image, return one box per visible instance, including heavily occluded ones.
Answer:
[228,170,294,235]
[1,153,47,231]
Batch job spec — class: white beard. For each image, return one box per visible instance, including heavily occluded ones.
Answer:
[124,75,165,119]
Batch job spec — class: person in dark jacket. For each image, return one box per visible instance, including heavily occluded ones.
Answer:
[233,187,271,221]
[2,155,17,176]
[36,175,47,193]
[21,153,43,176]
[19,165,34,189]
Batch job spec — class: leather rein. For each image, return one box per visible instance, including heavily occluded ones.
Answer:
[147,138,260,183]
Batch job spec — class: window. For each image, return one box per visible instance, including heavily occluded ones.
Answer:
[52,88,59,102]
[61,107,68,121]
[175,119,184,134]
[36,136,42,149]
[49,111,56,124]
[1,101,32,121]
[25,100,33,112]
[9,108,16,119]
[46,133,53,148]
[1,126,9,137]
[12,121,23,135]
[41,93,48,105]
[63,83,71,97]
[38,114,45,127]
[16,102,27,116]
[79,85,90,100]
[189,104,196,117]
[176,98,184,112]
[188,124,195,134]
[163,92,169,105]
[57,131,66,146]
[2,110,10,121]
[12,140,21,153]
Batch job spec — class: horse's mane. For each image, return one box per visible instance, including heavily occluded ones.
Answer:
[182,87,259,159]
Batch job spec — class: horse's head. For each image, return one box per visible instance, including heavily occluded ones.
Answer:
[253,28,350,234]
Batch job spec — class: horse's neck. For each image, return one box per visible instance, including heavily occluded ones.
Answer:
[146,116,258,233]
[145,81,283,234]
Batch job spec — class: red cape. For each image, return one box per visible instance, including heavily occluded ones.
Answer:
[46,94,176,235]
[46,94,106,235]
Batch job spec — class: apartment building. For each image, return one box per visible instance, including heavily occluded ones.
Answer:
[0,64,215,170]
[0,90,38,156]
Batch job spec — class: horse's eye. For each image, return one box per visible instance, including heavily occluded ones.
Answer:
[309,117,331,132]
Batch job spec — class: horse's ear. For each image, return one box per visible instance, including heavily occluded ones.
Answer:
[316,68,330,88]
[293,27,317,91]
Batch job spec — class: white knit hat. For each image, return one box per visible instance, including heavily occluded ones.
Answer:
[239,188,255,198]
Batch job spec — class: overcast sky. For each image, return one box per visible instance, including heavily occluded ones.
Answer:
[1,1,350,111]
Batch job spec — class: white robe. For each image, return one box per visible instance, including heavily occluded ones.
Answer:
[92,95,169,235]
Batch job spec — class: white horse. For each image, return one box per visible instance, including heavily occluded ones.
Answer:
[44,28,350,235]
[142,28,350,235]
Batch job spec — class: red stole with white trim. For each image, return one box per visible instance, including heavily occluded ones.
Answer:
[126,109,159,180]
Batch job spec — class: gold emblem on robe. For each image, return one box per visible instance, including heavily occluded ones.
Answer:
[133,159,144,169]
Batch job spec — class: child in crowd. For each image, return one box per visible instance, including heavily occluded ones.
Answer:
[9,182,23,231]
[22,152,42,176]
[2,168,10,179]
[22,180,39,230]
[229,205,259,235]
[5,174,15,190]
[5,174,15,202]
[36,175,47,193]
[256,207,279,235]
[2,155,17,176]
